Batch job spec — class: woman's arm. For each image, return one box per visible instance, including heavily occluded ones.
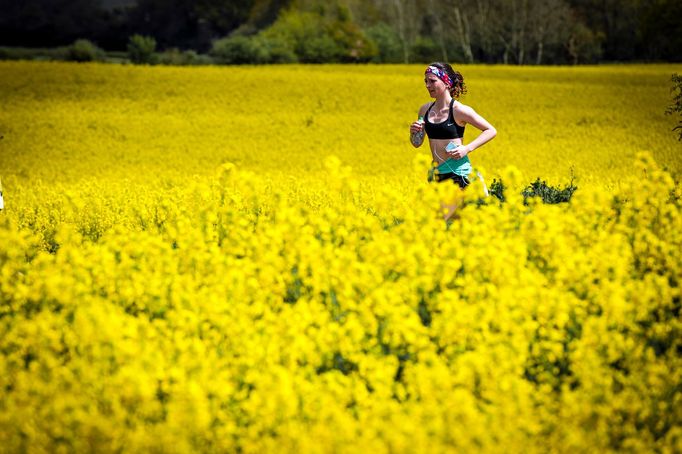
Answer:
[449,104,497,159]
[409,104,430,148]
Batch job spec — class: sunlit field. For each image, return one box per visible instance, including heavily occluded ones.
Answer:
[0,61,681,452]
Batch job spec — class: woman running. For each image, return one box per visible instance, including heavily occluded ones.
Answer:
[410,62,496,188]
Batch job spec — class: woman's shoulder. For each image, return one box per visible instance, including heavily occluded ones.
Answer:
[453,101,476,115]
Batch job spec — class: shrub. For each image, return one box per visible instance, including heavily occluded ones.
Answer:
[261,9,375,63]
[262,11,340,63]
[159,48,210,66]
[66,39,104,62]
[488,178,506,202]
[365,23,403,63]
[410,37,440,64]
[487,176,577,204]
[260,37,297,63]
[521,177,578,204]
[0,47,43,60]
[127,34,157,65]
[298,34,342,63]
[665,73,682,140]
[327,8,378,62]
[210,35,270,65]
[0,46,70,61]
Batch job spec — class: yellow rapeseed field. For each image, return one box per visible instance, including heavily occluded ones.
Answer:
[0,60,681,452]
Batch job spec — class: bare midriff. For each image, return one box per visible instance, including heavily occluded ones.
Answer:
[429,137,463,165]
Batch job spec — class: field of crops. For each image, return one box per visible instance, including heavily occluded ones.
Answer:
[1,60,681,452]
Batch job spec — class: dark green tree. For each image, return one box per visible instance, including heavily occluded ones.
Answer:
[127,0,254,51]
[127,34,157,64]
[566,0,653,61]
[259,5,376,63]
[126,0,197,49]
[365,23,402,63]
[195,0,257,34]
[639,0,682,61]
[0,0,106,47]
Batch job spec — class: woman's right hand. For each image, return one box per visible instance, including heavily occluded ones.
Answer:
[410,119,425,147]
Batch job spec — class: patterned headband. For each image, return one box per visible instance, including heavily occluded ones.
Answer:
[425,66,453,87]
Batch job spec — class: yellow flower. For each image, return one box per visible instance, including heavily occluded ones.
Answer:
[0,60,680,452]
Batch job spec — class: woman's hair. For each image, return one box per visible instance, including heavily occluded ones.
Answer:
[429,62,467,99]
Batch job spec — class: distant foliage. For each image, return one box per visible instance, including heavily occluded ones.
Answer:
[365,23,403,63]
[260,11,340,63]
[410,37,441,64]
[0,0,680,65]
[260,36,297,64]
[326,7,377,62]
[66,39,104,62]
[210,35,270,65]
[259,9,376,63]
[566,22,604,65]
[127,35,157,65]
[159,48,210,66]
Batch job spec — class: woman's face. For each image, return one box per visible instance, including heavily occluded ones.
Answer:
[424,74,448,98]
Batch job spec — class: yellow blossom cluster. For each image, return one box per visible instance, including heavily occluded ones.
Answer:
[0,61,681,452]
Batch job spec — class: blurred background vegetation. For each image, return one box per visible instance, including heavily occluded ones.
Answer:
[0,0,680,65]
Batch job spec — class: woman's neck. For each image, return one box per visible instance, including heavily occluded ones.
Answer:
[434,93,453,109]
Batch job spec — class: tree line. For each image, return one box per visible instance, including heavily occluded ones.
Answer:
[0,0,679,64]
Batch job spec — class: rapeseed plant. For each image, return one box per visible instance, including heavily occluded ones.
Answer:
[0,61,680,452]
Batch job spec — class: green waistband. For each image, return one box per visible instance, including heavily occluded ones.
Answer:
[436,157,472,176]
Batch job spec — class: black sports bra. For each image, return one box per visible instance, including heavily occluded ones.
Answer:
[423,99,465,139]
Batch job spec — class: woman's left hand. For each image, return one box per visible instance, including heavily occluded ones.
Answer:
[448,145,470,159]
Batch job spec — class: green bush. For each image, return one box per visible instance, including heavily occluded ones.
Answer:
[365,23,403,63]
[0,47,47,60]
[665,73,682,141]
[488,179,506,202]
[103,51,129,64]
[261,39,297,63]
[210,35,270,65]
[159,48,211,66]
[410,37,440,64]
[299,34,342,63]
[0,46,68,61]
[262,11,337,63]
[327,8,377,62]
[127,35,157,65]
[521,178,578,204]
[487,177,577,204]
[66,39,104,62]
[261,10,375,63]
